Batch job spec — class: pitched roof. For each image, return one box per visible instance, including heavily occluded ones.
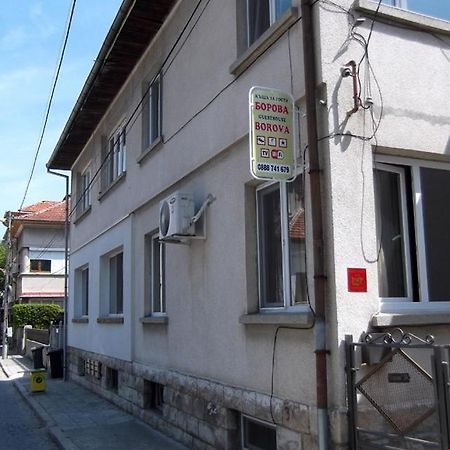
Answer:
[47,0,176,170]
[9,199,68,237]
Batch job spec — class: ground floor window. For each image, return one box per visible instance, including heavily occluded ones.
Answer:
[242,415,277,450]
[256,175,307,309]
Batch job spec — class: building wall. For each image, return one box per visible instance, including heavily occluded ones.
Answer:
[66,0,450,448]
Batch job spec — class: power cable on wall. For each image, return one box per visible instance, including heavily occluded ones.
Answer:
[19,0,77,211]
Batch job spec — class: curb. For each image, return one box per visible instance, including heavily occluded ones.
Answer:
[1,358,79,450]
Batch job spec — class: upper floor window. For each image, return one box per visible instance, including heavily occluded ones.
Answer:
[247,0,291,46]
[76,168,91,216]
[30,259,51,273]
[382,0,450,21]
[142,75,161,151]
[256,175,306,309]
[102,123,126,190]
[375,158,450,304]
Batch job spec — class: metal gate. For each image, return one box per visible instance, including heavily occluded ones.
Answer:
[345,330,450,449]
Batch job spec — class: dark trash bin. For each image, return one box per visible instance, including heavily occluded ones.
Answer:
[31,346,44,369]
[47,348,64,378]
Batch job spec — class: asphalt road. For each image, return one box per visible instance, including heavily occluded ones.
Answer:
[0,370,58,450]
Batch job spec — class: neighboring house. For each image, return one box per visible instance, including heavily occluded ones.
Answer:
[7,200,67,307]
[46,0,450,448]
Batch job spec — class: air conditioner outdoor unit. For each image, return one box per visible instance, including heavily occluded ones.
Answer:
[159,191,195,240]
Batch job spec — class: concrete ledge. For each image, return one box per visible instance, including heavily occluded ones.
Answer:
[372,312,450,327]
[97,316,124,324]
[72,317,89,324]
[140,316,168,325]
[239,311,314,328]
[355,0,450,36]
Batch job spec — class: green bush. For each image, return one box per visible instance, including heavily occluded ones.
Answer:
[11,304,63,329]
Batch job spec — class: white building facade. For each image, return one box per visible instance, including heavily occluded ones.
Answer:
[47,0,450,448]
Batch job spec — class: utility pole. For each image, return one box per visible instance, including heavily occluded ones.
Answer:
[2,211,12,359]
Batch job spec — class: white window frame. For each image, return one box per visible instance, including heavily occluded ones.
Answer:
[103,121,126,189]
[77,167,91,215]
[75,265,89,317]
[376,155,450,313]
[146,232,165,315]
[256,178,307,311]
[246,0,291,46]
[241,414,277,450]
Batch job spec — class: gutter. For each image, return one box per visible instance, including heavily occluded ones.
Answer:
[47,0,135,170]
[300,0,330,448]
[47,170,70,381]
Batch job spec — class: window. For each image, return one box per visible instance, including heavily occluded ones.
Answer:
[76,168,91,215]
[247,0,291,46]
[375,158,450,304]
[146,232,165,315]
[80,267,89,316]
[241,415,277,450]
[106,367,119,392]
[109,252,123,314]
[30,259,51,273]
[381,0,450,22]
[143,380,164,413]
[142,75,161,150]
[257,176,306,309]
[102,123,126,190]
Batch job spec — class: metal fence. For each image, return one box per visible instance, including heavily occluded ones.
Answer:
[345,330,450,449]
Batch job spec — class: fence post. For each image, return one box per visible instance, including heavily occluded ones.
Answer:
[345,335,357,450]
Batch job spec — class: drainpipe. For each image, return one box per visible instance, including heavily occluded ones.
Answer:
[47,169,70,381]
[300,0,330,448]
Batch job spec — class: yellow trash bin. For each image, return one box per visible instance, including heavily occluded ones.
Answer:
[30,369,47,393]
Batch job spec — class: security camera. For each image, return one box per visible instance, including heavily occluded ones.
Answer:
[341,67,352,78]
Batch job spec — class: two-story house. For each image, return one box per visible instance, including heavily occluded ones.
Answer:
[47,0,450,448]
[8,200,67,306]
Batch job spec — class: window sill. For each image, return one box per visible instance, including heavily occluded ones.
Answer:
[229,7,299,77]
[98,172,126,201]
[72,317,89,324]
[372,311,450,328]
[239,310,314,328]
[97,316,124,324]
[355,0,450,36]
[140,315,168,325]
[137,136,163,165]
[73,205,91,225]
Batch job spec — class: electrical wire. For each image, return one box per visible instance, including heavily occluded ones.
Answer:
[19,0,77,212]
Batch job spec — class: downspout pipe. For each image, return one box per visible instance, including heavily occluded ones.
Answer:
[47,169,70,381]
[300,0,330,448]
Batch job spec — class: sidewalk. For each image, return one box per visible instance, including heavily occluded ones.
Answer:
[0,355,188,450]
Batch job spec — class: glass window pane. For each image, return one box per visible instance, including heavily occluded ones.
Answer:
[248,0,270,45]
[150,80,160,144]
[421,168,450,301]
[375,169,407,297]
[243,417,276,450]
[152,237,161,313]
[406,0,450,21]
[275,0,291,19]
[288,176,307,304]
[258,184,283,307]
[82,268,89,316]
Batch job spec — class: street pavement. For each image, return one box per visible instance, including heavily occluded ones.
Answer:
[0,367,58,449]
[0,355,188,450]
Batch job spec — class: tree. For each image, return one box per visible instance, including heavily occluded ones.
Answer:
[0,243,6,290]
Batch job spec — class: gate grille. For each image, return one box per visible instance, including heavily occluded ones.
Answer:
[356,348,435,434]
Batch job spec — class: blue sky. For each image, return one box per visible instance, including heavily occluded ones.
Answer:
[0,0,121,216]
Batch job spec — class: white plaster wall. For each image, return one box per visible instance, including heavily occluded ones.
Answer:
[68,216,133,362]
[317,0,450,407]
